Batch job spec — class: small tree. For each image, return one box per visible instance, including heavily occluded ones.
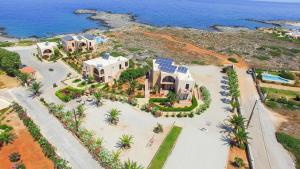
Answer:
[93,92,102,107]
[30,81,42,96]
[123,160,143,169]
[127,79,137,95]
[106,108,121,125]
[167,91,178,105]
[118,135,133,149]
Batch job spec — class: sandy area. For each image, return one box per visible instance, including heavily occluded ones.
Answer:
[0,75,21,89]
[0,108,53,169]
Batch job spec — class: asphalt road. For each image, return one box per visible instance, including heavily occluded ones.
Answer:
[237,67,295,169]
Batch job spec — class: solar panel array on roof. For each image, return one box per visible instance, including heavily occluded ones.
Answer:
[155,57,173,65]
[177,66,188,73]
[62,35,73,41]
[102,53,110,59]
[159,65,177,73]
[83,34,95,40]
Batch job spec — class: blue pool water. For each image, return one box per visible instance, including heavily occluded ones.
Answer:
[0,0,300,38]
[95,37,107,44]
[262,73,290,84]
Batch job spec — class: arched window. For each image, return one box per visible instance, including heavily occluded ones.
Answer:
[43,49,52,54]
[162,76,175,83]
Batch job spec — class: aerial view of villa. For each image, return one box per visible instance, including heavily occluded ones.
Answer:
[0,1,300,169]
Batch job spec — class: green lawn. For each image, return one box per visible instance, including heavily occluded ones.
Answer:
[148,126,182,169]
[276,132,300,169]
[261,87,300,98]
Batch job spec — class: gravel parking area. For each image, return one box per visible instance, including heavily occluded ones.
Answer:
[82,100,173,167]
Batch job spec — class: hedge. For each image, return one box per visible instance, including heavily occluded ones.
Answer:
[119,66,150,83]
[12,103,71,169]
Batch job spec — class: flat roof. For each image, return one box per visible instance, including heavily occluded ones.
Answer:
[84,55,128,68]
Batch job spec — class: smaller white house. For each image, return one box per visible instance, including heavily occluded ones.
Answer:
[37,42,57,59]
[286,30,300,39]
[83,53,129,83]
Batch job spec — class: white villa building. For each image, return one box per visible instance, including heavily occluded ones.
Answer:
[83,53,129,83]
[151,57,195,100]
[37,42,57,59]
[61,34,97,53]
[286,30,300,39]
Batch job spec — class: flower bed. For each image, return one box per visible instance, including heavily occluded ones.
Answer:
[146,86,211,117]
[11,103,71,169]
[55,86,84,102]
[149,95,198,112]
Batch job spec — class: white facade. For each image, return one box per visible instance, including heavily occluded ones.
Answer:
[36,42,57,58]
[151,57,195,100]
[83,53,129,83]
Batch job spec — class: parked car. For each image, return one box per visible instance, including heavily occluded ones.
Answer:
[247,69,253,74]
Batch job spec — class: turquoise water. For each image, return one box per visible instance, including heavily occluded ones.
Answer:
[0,0,300,38]
[262,73,290,84]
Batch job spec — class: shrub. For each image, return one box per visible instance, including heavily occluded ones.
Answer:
[55,86,83,102]
[119,66,150,83]
[233,157,244,168]
[228,57,238,63]
[149,96,198,112]
[0,48,21,76]
[279,70,295,80]
[153,123,163,133]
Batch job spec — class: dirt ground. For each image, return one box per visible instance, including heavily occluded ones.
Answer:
[0,75,21,89]
[227,146,249,169]
[0,108,53,169]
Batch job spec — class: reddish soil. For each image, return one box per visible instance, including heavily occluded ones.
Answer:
[142,30,249,68]
[227,146,249,169]
[0,109,54,169]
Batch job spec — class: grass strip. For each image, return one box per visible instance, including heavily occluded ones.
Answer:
[148,126,182,169]
[276,132,300,169]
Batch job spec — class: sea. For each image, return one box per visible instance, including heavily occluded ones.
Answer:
[0,0,300,38]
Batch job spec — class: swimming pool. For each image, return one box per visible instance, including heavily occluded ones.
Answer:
[262,73,290,84]
[95,37,107,44]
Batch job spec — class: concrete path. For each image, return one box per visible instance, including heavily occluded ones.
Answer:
[0,88,103,169]
[164,65,231,169]
[237,67,295,169]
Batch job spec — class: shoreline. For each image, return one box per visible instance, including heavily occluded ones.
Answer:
[1,9,300,42]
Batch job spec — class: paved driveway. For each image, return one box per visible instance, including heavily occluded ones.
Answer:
[237,67,295,169]
[164,65,231,169]
[2,46,102,169]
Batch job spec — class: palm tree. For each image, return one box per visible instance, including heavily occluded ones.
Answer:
[93,92,102,107]
[111,150,121,163]
[118,134,133,149]
[228,114,246,131]
[0,131,16,147]
[76,104,85,118]
[123,160,143,169]
[106,108,121,125]
[230,100,239,113]
[30,81,42,96]
[232,128,250,149]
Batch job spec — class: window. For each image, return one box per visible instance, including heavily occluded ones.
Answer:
[89,42,91,46]
[72,43,75,47]
[125,62,128,67]
[119,64,122,69]
[185,84,189,90]
[100,69,104,74]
